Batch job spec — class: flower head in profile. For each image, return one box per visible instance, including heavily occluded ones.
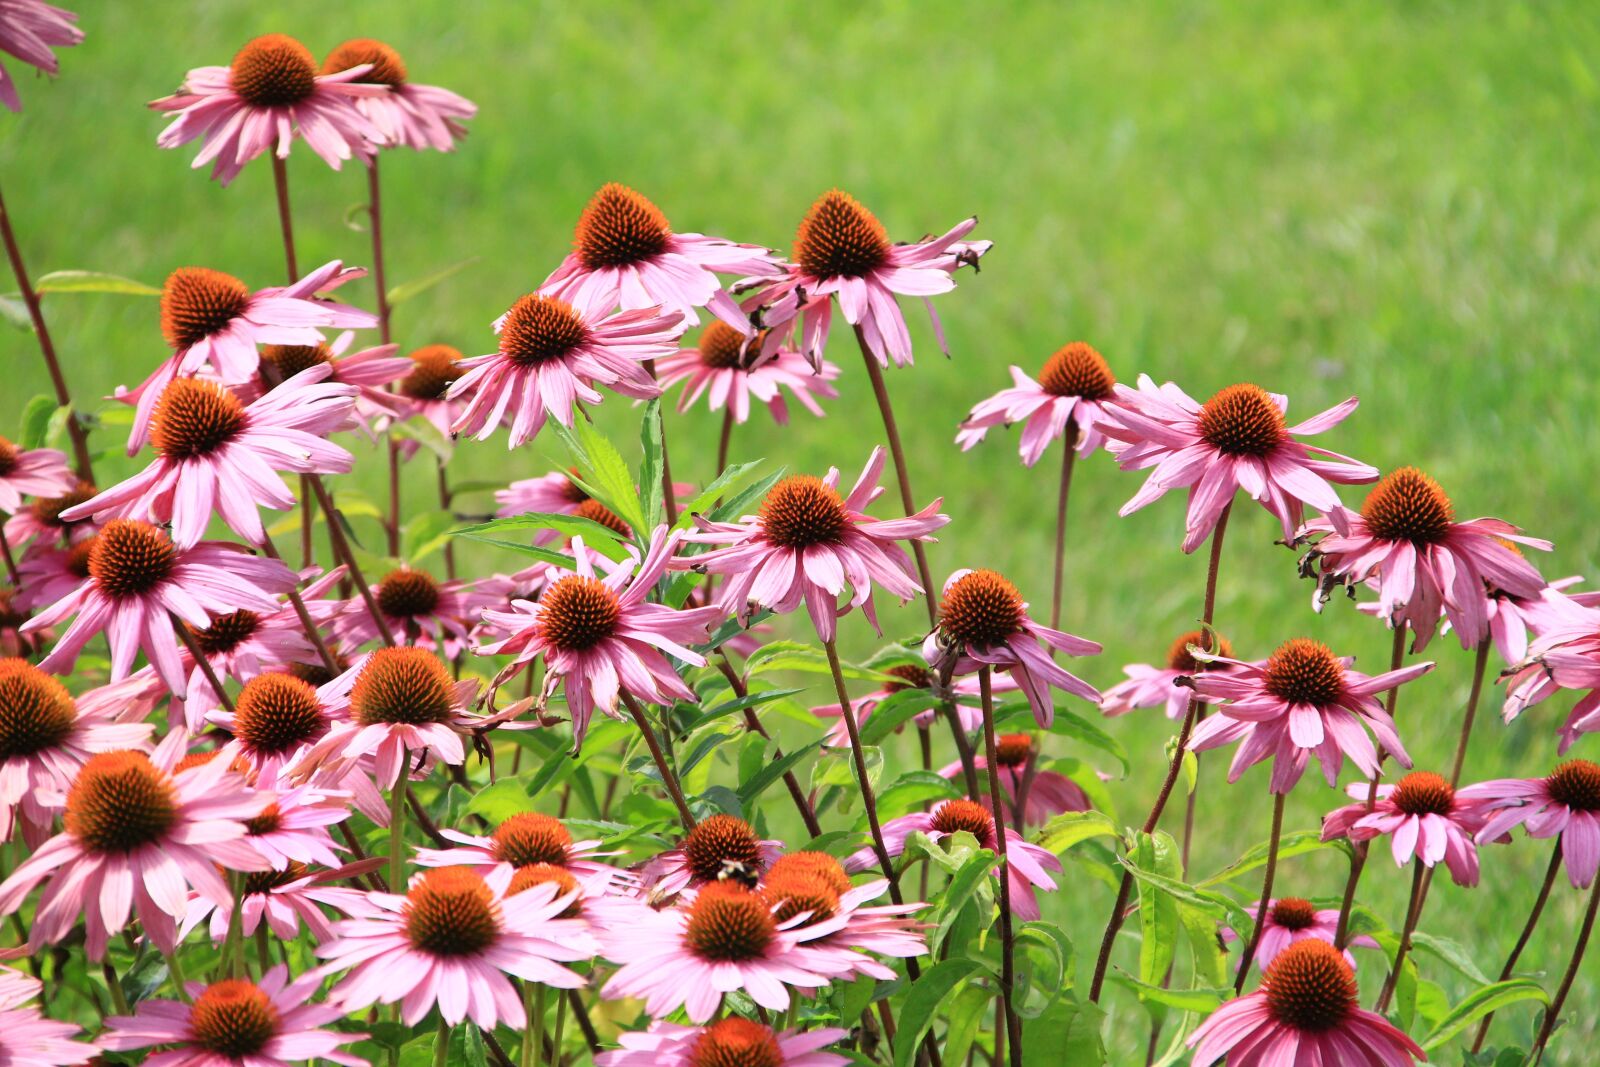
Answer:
[656,321,840,425]
[541,182,780,331]
[936,734,1090,827]
[1101,629,1237,720]
[751,190,991,368]
[323,38,475,152]
[639,814,783,900]
[0,966,91,1066]
[331,565,494,657]
[1500,602,1600,751]
[1103,378,1377,552]
[414,811,627,890]
[450,291,686,447]
[0,1,81,112]
[597,1020,848,1067]
[25,519,298,693]
[1297,466,1549,651]
[389,343,466,445]
[1186,638,1430,794]
[758,851,927,980]
[184,861,373,944]
[1322,771,1488,886]
[1188,940,1424,1067]
[319,865,595,1028]
[1459,759,1600,888]
[922,568,1101,727]
[258,331,408,435]
[150,33,383,185]
[957,342,1121,465]
[682,448,947,641]
[1221,896,1378,975]
[0,436,74,514]
[3,477,96,551]
[100,965,366,1067]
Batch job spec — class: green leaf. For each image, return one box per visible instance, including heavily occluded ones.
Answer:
[1410,931,1492,986]
[1179,900,1228,988]
[34,270,160,295]
[387,257,479,307]
[1419,978,1549,1051]
[389,418,454,462]
[836,974,878,1027]
[1046,707,1129,773]
[446,1024,490,1067]
[1197,829,1348,887]
[858,688,939,745]
[1023,998,1106,1066]
[1109,973,1226,1013]
[0,294,31,331]
[705,466,787,525]
[452,513,629,560]
[1133,831,1182,985]
[551,417,647,535]
[681,687,807,732]
[1116,853,1256,939]
[744,640,894,681]
[736,739,822,805]
[1035,810,1119,854]
[941,985,994,1067]
[875,769,962,821]
[18,396,58,450]
[463,779,534,823]
[639,398,664,528]
[891,958,983,1067]
[675,459,767,528]
[932,847,998,953]
[402,510,459,564]
[1015,920,1075,1012]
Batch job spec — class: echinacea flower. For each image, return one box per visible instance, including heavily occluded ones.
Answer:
[1459,760,1600,888]
[1188,940,1425,1067]
[681,448,947,641]
[237,774,350,871]
[414,811,627,891]
[540,182,780,331]
[1100,629,1237,720]
[752,190,990,368]
[475,528,720,749]
[150,33,383,185]
[1297,467,1549,651]
[450,291,686,447]
[1186,638,1430,794]
[389,344,465,446]
[810,662,990,747]
[758,851,927,980]
[11,535,93,614]
[0,658,153,846]
[956,342,1120,464]
[655,321,840,425]
[0,966,91,1066]
[1102,377,1378,553]
[318,865,595,1028]
[258,331,409,434]
[1501,606,1600,751]
[331,565,493,657]
[2,478,96,551]
[936,734,1090,827]
[0,436,74,514]
[25,519,298,694]
[597,1020,848,1067]
[922,568,1100,728]
[322,38,475,152]
[0,0,80,112]
[100,965,367,1067]
[638,814,783,900]
[0,732,269,959]
[1220,896,1378,973]
[845,798,1062,920]
[211,672,333,780]
[1322,771,1488,886]
[183,861,373,944]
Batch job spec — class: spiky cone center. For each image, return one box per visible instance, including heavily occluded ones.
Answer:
[683,814,764,885]
[0,589,24,632]
[995,733,1033,767]
[65,751,179,854]
[349,647,456,726]
[793,189,889,280]
[939,569,1026,649]
[1196,383,1288,457]
[1361,467,1455,545]
[244,861,308,895]
[499,295,591,366]
[573,183,673,270]
[1038,342,1115,400]
[931,798,995,845]
[490,812,573,867]
[234,673,327,756]
[89,520,176,600]
[229,34,317,107]
[508,864,582,917]
[697,321,763,371]
[0,659,76,759]
[404,867,502,957]
[150,378,247,459]
[758,476,849,549]
[684,882,776,962]
[376,568,441,619]
[192,610,261,657]
[882,664,932,692]
[259,342,331,384]
[245,803,282,836]
[0,436,15,477]
[189,979,281,1057]
[161,267,251,350]
[690,1019,784,1067]
[573,497,632,537]
[537,575,622,652]
[1547,759,1600,811]
[1390,771,1455,816]
[323,38,407,85]
[760,869,840,925]
[1270,897,1317,931]
[765,851,853,897]
[399,345,464,400]
[1166,629,1234,673]
[1263,940,1357,1032]
[287,658,344,688]
[30,480,97,535]
[1263,639,1345,707]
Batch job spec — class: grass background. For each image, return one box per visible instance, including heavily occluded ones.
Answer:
[4,0,1599,1060]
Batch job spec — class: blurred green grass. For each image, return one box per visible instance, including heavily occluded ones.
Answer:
[4,0,1599,1059]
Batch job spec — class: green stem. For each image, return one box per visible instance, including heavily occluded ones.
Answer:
[163,950,192,1002]
[101,961,130,1017]
[224,871,246,979]
[390,763,410,892]
[523,983,545,1067]
[434,1013,451,1067]
[550,988,567,1063]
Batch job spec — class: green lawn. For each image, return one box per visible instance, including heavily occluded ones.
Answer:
[4,0,1598,1061]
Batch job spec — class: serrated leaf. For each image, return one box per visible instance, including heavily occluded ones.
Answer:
[35,270,160,295]
[858,688,938,745]
[402,510,459,564]
[463,779,534,823]
[745,640,895,681]
[891,958,983,1067]
[639,398,664,528]
[675,459,766,528]
[551,417,647,535]
[1035,810,1119,854]
[933,847,998,952]
[451,513,628,561]
[1419,979,1549,1051]
[1110,973,1226,1013]
[1134,831,1182,985]
[1410,931,1492,985]
[387,257,478,307]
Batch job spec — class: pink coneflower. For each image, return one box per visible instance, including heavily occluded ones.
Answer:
[2,477,96,550]
[1102,377,1378,553]
[1188,940,1425,1067]
[476,528,720,749]
[1460,760,1600,888]
[0,437,73,514]
[0,658,153,846]
[597,1020,849,1067]
[65,369,357,547]
[414,811,626,890]
[1101,629,1237,720]
[258,331,408,435]
[845,798,1062,920]
[0,966,90,1065]
[13,534,94,612]
[1186,638,1430,794]
[0,588,39,659]
[656,321,840,424]
[450,291,686,448]
[331,565,493,657]
[758,852,927,980]
[638,814,784,900]
[680,448,947,642]
[1297,467,1549,651]
[318,865,595,1028]
[1220,897,1378,973]
[540,182,780,331]
[0,1,80,112]
[388,344,466,448]
[100,964,367,1067]
[184,861,374,944]
[210,673,333,781]
[922,569,1100,728]
[238,775,349,871]
[25,519,298,693]
[810,662,991,747]
[0,732,269,959]
[150,33,383,185]
[1322,771,1487,886]
[322,39,475,152]
[936,734,1090,827]
[956,342,1120,464]
[1501,608,1600,751]
[751,190,990,368]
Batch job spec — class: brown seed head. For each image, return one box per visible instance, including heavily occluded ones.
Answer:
[399,345,464,400]
[499,295,590,366]
[1389,771,1455,816]
[189,979,281,1057]
[1038,342,1115,400]
[1263,940,1357,1032]
[688,1018,784,1067]
[758,476,849,549]
[65,751,179,853]
[377,568,441,620]
[1197,384,1288,457]
[161,267,251,350]
[0,660,76,759]
[233,673,326,756]
[938,569,1025,648]
[793,190,889,280]
[404,867,502,957]
[537,576,623,652]
[684,882,775,962]
[682,814,764,884]
[88,520,176,599]
[1269,897,1317,931]
[1262,639,1345,707]
[930,798,994,844]
[1546,759,1600,812]
[491,812,573,867]
[1165,629,1234,673]
[349,647,456,726]
[574,183,673,270]
[1360,467,1455,545]
[323,38,407,85]
[150,378,246,459]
